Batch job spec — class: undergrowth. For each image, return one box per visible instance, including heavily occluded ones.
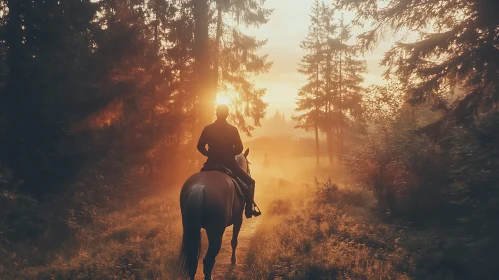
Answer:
[244,180,465,280]
[1,192,184,279]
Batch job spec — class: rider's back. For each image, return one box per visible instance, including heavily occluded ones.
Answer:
[202,120,242,162]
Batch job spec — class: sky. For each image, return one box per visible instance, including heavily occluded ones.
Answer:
[244,0,396,119]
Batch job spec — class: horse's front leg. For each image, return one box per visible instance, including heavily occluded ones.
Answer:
[231,215,242,266]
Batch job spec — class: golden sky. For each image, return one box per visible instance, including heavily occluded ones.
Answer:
[245,0,397,119]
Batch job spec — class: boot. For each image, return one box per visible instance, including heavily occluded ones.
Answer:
[244,182,261,218]
[245,203,261,218]
[245,203,254,218]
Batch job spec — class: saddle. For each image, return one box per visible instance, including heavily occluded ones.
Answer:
[200,163,246,199]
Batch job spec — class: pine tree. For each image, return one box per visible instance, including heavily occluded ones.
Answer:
[335,18,366,154]
[294,0,324,168]
[319,2,339,166]
[191,0,272,137]
[219,30,272,135]
[214,0,272,135]
[166,1,196,142]
[333,0,499,121]
[2,0,101,194]
[0,0,272,193]
[311,6,366,164]
[0,1,9,171]
[0,0,189,193]
[93,0,183,173]
[192,0,211,140]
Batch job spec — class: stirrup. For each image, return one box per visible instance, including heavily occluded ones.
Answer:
[253,203,262,217]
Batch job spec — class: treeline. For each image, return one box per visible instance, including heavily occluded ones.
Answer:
[294,0,366,167]
[0,0,272,264]
[299,0,498,277]
[0,0,272,196]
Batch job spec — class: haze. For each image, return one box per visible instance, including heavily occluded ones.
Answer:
[240,0,404,141]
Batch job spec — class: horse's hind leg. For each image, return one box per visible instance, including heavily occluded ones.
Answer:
[231,217,242,266]
[203,228,224,280]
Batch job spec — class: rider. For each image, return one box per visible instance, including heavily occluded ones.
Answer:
[197,104,261,218]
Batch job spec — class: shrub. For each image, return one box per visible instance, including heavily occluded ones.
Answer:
[313,178,340,204]
[246,180,415,280]
[346,105,499,278]
[268,199,293,216]
[345,116,449,221]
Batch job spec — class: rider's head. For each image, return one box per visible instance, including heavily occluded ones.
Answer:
[216,104,229,120]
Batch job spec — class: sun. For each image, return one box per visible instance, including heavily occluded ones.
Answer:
[216,95,231,105]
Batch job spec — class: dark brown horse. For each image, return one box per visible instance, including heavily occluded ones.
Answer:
[179,149,250,280]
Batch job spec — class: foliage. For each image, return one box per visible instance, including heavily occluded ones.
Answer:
[0,191,183,280]
[0,0,272,194]
[0,0,271,275]
[247,179,499,279]
[333,0,499,120]
[246,181,417,280]
[294,0,323,134]
[219,29,272,134]
[193,0,273,136]
[295,1,366,164]
[346,95,499,277]
[442,112,499,278]
[334,0,499,274]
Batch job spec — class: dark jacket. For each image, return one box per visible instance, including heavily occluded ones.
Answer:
[197,119,243,163]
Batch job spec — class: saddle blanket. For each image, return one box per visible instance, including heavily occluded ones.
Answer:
[200,163,246,199]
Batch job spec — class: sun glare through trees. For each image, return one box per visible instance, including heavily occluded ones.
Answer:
[215,95,231,106]
[0,0,498,279]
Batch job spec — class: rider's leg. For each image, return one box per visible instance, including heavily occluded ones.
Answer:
[242,179,255,218]
[225,161,259,218]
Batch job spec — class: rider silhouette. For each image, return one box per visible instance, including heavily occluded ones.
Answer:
[197,104,261,218]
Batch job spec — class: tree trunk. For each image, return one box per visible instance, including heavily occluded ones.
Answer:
[338,49,344,157]
[314,22,320,169]
[327,130,334,166]
[325,100,334,167]
[192,0,211,166]
[214,1,223,96]
[315,123,320,168]
[325,20,333,167]
[4,0,25,179]
[193,0,211,137]
[149,0,160,176]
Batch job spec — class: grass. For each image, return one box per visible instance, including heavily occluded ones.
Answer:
[1,166,465,280]
[242,180,454,280]
[5,191,185,280]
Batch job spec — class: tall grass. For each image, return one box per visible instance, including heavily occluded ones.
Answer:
[1,191,184,279]
[243,180,460,280]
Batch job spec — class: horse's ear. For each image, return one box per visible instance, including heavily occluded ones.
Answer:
[243,148,249,157]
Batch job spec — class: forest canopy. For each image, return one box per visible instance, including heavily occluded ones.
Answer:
[0,0,272,195]
[333,0,499,121]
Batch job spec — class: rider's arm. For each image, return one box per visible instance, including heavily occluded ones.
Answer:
[197,128,210,157]
[233,127,244,155]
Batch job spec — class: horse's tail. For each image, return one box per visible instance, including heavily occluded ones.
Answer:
[179,184,204,278]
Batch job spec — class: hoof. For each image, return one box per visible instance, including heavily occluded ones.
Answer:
[231,257,236,266]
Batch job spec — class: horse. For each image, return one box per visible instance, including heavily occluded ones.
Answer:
[179,148,251,280]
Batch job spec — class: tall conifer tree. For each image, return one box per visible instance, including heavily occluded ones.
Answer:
[333,0,499,121]
[294,0,324,167]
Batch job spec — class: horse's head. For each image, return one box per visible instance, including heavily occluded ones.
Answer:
[235,148,251,175]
